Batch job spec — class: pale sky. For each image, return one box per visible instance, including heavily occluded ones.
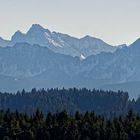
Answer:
[0,0,140,45]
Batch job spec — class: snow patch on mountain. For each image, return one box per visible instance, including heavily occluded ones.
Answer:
[80,54,86,60]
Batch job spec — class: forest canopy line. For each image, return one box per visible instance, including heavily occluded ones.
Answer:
[0,109,140,140]
[0,88,140,115]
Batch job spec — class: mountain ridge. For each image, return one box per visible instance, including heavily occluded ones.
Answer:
[0,24,140,98]
[0,40,140,98]
[0,24,124,58]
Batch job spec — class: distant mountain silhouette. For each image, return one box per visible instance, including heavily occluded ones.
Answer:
[0,24,122,58]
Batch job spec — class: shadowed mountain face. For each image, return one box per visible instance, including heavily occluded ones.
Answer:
[0,37,140,98]
[0,24,120,58]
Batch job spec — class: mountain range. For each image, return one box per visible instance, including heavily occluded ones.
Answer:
[0,24,140,99]
[0,24,125,58]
